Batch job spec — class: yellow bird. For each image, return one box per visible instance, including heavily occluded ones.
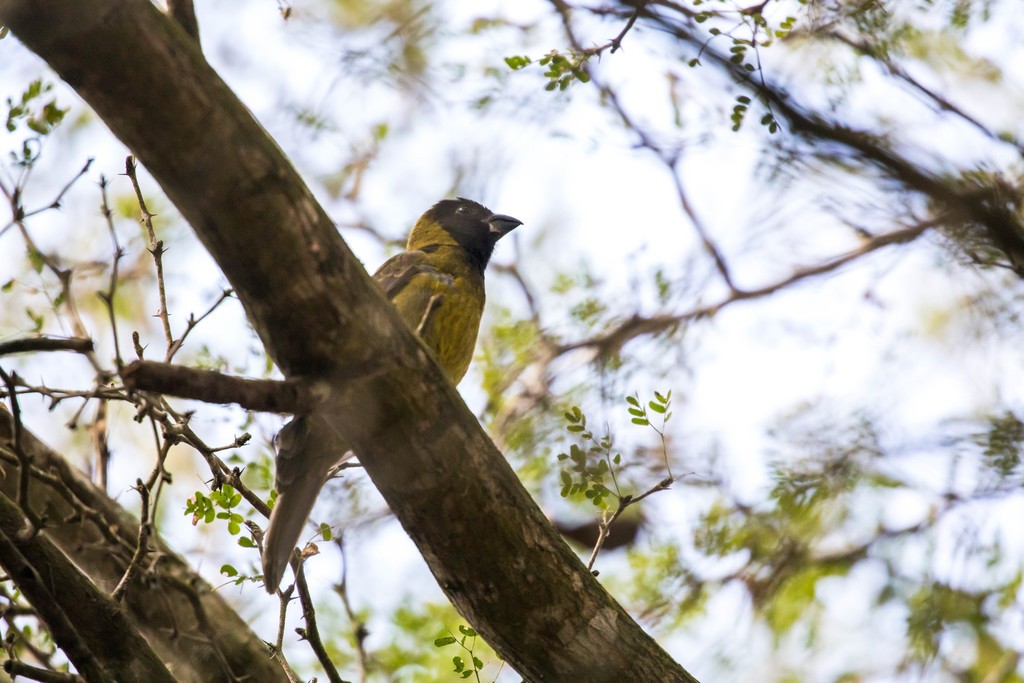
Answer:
[262,198,522,591]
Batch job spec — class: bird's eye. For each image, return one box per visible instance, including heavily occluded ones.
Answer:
[456,205,468,214]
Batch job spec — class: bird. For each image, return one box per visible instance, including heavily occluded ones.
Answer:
[262,197,522,592]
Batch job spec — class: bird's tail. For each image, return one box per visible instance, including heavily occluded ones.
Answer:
[262,467,325,593]
[262,413,358,589]
[262,415,354,593]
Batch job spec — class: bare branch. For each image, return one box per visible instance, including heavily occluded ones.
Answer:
[125,156,177,354]
[557,220,932,357]
[0,368,36,527]
[165,289,234,362]
[122,360,313,413]
[0,337,94,357]
[4,659,84,683]
[294,565,345,683]
[97,173,126,371]
[332,536,369,683]
[111,478,153,602]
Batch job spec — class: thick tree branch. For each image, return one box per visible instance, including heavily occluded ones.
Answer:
[0,491,175,682]
[0,1,696,680]
[0,405,288,683]
[122,360,313,413]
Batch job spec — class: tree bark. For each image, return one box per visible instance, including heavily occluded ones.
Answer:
[0,490,175,683]
[0,406,288,683]
[0,1,697,680]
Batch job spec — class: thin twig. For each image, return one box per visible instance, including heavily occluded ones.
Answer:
[294,564,345,683]
[332,536,369,683]
[165,289,234,362]
[586,477,672,571]
[9,157,94,224]
[124,156,174,352]
[609,0,647,53]
[0,368,37,527]
[556,220,933,357]
[112,478,154,602]
[97,174,126,370]
[0,447,134,552]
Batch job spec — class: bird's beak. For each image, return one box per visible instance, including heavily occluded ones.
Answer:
[487,213,523,237]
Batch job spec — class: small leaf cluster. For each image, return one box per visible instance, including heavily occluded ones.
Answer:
[218,562,261,586]
[5,79,67,135]
[775,15,798,39]
[434,625,489,681]
[557,406,618,508]
[730,95,778,134]
[5,79,68,167]
[503,55,531,71]
[974,411,1023,479]
[504,50,591,92]
[185,485,251,544]
[539,50,590,91]
[626,390,672,427]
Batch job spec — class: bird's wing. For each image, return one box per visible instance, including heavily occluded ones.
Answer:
[373,250,453,301]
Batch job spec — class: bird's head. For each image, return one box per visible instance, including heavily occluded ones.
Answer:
[407,197,522,272]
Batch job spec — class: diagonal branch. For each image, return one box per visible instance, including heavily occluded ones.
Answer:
[0,1,697,680]
[558,219,933,357]
[0,404,288,682]
[0,491,175,682]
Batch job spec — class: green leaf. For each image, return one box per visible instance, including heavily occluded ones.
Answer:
[434,636,457,647]
[26,246,45,273]
[220,564,238,577]
[631,417,649,426]
[319,522,333,541]
[458,625,476,637]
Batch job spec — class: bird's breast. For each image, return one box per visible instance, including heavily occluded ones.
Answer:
[391,270,485,385]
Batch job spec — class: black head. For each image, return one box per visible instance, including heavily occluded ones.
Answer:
[410,197,522,272]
